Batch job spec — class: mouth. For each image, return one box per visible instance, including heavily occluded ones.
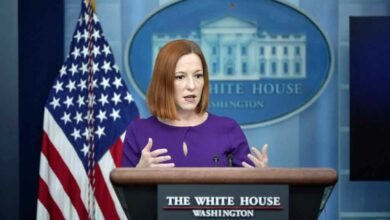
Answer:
[184,95,197,102]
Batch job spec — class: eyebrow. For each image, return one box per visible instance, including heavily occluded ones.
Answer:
[175,70,203,74]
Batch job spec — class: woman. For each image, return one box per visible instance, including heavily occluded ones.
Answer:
[123,40,268,168]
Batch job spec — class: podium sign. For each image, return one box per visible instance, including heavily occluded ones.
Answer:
[110,168,337,220]
[158,184,289,220]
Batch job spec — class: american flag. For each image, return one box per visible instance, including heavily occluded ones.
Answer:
[36,0,138,219]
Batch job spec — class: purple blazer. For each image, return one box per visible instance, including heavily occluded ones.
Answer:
[122,113,253,167]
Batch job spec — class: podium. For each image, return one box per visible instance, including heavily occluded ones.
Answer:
[110,168,337,220]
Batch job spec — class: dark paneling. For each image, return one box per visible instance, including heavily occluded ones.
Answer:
[350,16,390,180]
[19,0,64,218]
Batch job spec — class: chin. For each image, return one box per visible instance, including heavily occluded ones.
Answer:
[177,104,198,112]
[180,106,197,111]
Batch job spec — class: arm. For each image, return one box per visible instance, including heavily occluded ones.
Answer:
[122,122,174,168]
[122,123,141,167]
[227,119,268,168]
[227,119,254,167]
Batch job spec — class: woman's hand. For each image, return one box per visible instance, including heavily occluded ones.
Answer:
[136,138,175,168]
[242,144,269,168]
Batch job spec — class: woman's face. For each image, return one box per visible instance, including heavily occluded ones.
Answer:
[173,53,204,116]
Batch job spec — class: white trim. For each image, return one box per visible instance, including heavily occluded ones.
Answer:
[340,212,390,218]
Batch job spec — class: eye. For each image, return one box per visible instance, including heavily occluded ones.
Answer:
[195,73,204,79]
[175,75,185,80]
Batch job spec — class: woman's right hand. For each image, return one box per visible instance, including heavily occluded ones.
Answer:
[136,138,175,168]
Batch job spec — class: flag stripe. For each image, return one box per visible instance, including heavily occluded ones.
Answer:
[41,132,89,219]
[37,200,50,220]
[38,177,65,220]
[43,108,89,183]
[100,150,127,219]
[43,108,89,207]
[120,132,126,142]
[109,138,123,167]
[39,153,79,220]
[43,109,106,219]
[94,164,120,220]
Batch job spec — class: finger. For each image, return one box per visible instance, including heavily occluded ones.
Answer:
[251,147,263,161]
[153,155,172,164]
[242,161,254,168]
[143,138,153,152]
[151,163,175,168]
[150,148,168,157]
[261,144,268,159]
[261,144,269,168]
[247,154,261,167]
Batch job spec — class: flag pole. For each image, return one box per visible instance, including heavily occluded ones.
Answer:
[86,0,96,219]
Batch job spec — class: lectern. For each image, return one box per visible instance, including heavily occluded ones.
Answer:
[110,168,337,220]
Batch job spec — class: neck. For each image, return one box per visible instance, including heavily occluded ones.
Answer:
[177,110,199,121]
[159,112,208,127]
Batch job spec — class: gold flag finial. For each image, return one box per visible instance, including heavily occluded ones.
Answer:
[87,0,96,12]
[91,0,96,12]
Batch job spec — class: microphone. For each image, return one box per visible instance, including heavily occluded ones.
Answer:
[212,156,220,167]
[227,153,233,167]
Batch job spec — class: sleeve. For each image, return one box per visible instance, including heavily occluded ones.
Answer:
[122,122,141,167]
[227,119,255,167]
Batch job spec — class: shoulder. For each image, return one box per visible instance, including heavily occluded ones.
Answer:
[128,116,158,130]
[207,113,239,130]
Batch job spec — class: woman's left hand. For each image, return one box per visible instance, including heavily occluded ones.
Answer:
[242,144,269,168]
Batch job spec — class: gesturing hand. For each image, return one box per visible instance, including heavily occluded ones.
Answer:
[242,144,269,168]
[136,138,175,168]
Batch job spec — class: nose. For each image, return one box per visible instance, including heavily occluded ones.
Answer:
[186,76,195,91]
